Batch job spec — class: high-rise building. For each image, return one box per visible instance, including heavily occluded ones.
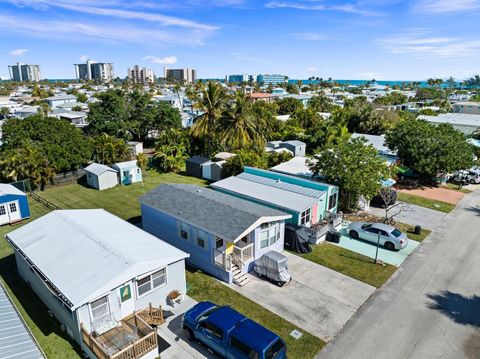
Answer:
[74,60,114,82]
[257,74,288,85]
[8,63,41,82]
[165,68,196,83]
[227,74,255,83]
[127,65,155,84]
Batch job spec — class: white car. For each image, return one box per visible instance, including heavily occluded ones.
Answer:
[347,222,409,251]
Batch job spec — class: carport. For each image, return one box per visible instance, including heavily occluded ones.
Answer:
[227,252,375,342]
[335,228,419,267]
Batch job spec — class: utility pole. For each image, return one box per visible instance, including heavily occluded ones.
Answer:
[374,232,381,264]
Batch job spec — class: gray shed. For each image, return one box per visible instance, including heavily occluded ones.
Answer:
[186,155,209,178]
[84,163,118,191]
[282,140,306,157]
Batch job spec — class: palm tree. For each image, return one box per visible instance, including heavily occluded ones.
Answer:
[92,133,130,166]
[216,91,263,151]
[136,152,148,173]
[192,81,227,156]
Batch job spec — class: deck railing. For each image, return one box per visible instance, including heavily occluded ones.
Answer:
[214,249,232,271]
[81,310,158,359]
[232,243,254,266]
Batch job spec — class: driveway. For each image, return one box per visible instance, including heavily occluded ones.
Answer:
[317,191,480,359]
[228,252,375,342]
[368,201,446,230]
[335,228,419,267]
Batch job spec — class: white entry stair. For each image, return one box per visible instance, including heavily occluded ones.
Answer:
[232,264,250,287]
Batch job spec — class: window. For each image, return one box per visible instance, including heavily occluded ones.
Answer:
[391,229,402,238]
[180,223,190,240]
[328,193,337,210]
[202,322,223,339]
[215,237,224,250]
[123,170,128,177]
[260,222,280,248]
[300,208,311,226]
[0,206,5,216]
[137,268,167,297]
[9,203,17,213]
[91,296,109,320]
[266,339,285,359]
[137,169,140,174]
[365,227,379,235]
[231,336,259,359]
[197,230,207,248]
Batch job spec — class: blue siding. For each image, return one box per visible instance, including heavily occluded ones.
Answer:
[141,204,232,283]
[0,193,30,219]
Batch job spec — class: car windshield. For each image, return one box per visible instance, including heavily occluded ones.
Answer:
[266,339,285,359]
[196,305,219,322]
[391,228,402,238]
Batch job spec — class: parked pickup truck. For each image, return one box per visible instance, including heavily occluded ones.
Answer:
[182,301,287,359]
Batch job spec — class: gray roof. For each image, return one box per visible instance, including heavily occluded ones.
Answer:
[271,156,314,178]
[5,209,188,310]
[211,176,319,213]
[284,140,306,147]
[0,282,45,359]
[237,172,325,199]
[351,133,397,156]
[44,95,77,101]
[418,113,480,127]
[84,163,117,176]
[139,184,290,242]
[0,183,25,197]
[187,155,210,165]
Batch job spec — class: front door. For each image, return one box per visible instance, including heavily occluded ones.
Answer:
[0,204,9,225]
[7,201,21,223]
[118,283,135,318]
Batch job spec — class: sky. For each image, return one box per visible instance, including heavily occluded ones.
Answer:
[1,0,480,81]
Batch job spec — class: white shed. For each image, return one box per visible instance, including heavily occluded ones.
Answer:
[84,163,118,190]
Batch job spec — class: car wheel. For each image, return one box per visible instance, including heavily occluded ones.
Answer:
[186,328,195,341]
[471,179,476,184]
[349,230,359,239]
[277,281,285,287]
[384,242,395,251]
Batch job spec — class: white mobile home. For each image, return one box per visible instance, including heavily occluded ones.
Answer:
[5,209,189,359]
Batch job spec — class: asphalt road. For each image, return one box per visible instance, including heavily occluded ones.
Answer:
[317,190,480,359]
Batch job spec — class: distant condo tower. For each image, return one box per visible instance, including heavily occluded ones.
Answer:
[127,65,155,84]
[8,63,41,82]
[256,74,288,85]
[165,68,196,83]
[74,60,114,82]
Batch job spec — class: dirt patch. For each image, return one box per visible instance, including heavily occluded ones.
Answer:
[398,186,465,205]
[464,330,480,359]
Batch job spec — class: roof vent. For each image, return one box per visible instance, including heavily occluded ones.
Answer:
[276,179,281,183]
[196,189,202,193]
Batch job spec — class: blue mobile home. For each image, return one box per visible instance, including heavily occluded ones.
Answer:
[139,184,291,285]
[0,184,30,226]
[112,160,143,185]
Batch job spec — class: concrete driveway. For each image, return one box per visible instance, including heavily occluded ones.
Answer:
[335,228,419,267]
[317,191,480,359]
[368,201,446,230]
[228,252,375,342]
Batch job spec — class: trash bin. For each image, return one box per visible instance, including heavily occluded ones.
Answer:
[414,225,422,235]
[326,230,341,243]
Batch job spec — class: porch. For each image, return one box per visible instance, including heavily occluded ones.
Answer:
[81,309,159,359]
[213,242,255,271]
[307,213,343,244]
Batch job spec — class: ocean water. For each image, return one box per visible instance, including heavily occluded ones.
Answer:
[289,79,462,88]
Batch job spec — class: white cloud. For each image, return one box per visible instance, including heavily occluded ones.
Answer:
[142,55,178,64]
[293,32,327,41]
[9,48,28,56]
[265,1,383,16]
[79,54,90,62]
[381,30,480,58]
[414,0,480,13]
[307,67,319,72]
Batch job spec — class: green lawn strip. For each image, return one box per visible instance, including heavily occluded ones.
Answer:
[397,192,456,213]
[394,221,431,242]
[441,183,472,194]
[0,171,207,358]
[291,243,397,288]
[186,269,325,359]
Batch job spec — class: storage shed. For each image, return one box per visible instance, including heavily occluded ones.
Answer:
[84,163,118,191]
[186,155,209,178]
[111,160,143,185]
[0,184,30,226]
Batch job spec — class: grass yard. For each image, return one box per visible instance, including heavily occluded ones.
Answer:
[397,192,456,213]
[292,243,397,288]
[186,268,325,359]
[442,183,472,194]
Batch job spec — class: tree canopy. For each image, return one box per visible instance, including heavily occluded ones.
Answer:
[385,120,474,179]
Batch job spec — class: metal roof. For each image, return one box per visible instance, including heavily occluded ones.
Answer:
[0,184,26,197]
[271,156,315,178]
[0,282,45,359]
[351,133,397,156]
[211,176,319,213]
[84,163,117,176]
[236,172,325,199]
[112,160,138,169]
[418,113,480,127]
[139,184,290,243]
[5,209,188,310]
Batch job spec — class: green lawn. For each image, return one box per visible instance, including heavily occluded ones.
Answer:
[397,192,456,213]
[441,183,472,194]
[292,243,397,288]
[186,268,325,359]
[394,221,431,242]
[0,171,325,358]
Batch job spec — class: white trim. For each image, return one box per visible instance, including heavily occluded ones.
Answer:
[136,267,167,299]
